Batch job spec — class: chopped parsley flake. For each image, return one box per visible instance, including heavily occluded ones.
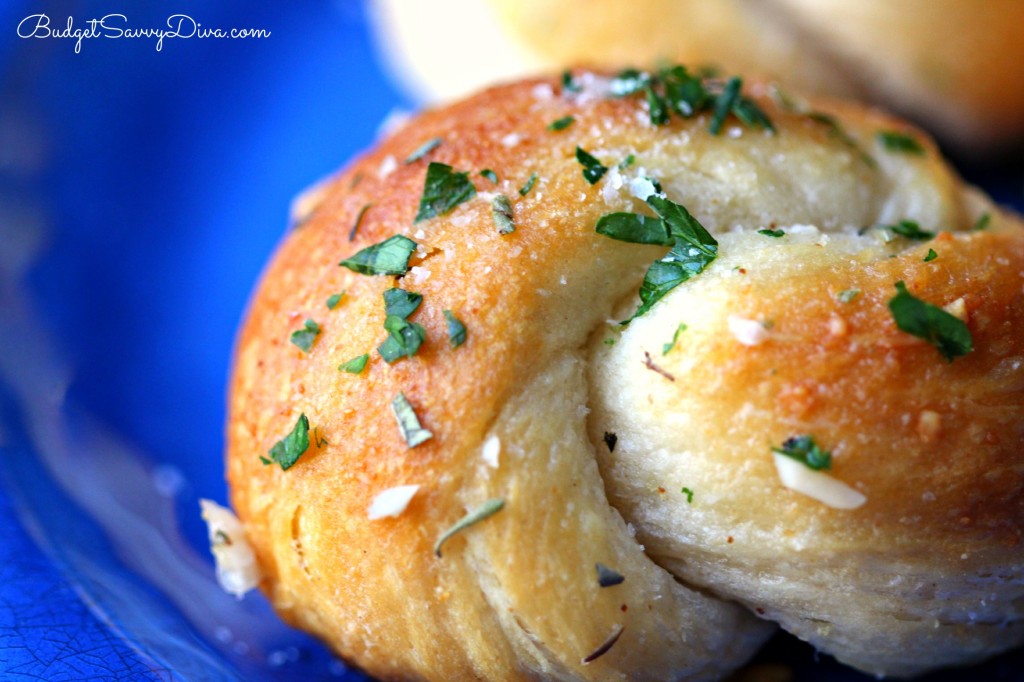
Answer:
[349,203,371,242]
[480,169,498,183]
[924,248,938,262]
[879,219,934,241]
[378,288,426,363]
[548,115,575,131]
[378,318,426,363]
[339,354,369,374]
[414,162,477,222]
[972,212,991,231]
[610,66,772,134]
[576,146,608,184]
[597,192,718,321]
[877,130,925,155]
[595,563,625,587]
[391,392,433,448]
[603,338,616,345]
[836,289,861,303]
[888,281,973,361]
[681,487,694,504]
[443,310,467,348]
[518,172,538,196]
[340,234,418,276]
[434,498,505,557]
[262,414,310,471]
[326,292,345,310]
[382,287,422,319]
[618,154,636,169]
[290,319,321,352]
[772,434,832,471]
[404,137,442,164]
[662,322,688,354]
[758,228,785,238]
[561,70,581,93]
[492,194,515,235]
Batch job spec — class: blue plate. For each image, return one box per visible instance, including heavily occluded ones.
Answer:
[0,1,1021,679]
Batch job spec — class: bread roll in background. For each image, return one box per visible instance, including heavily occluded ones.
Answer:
[226,66,1024,680]
[369,0,1024,156]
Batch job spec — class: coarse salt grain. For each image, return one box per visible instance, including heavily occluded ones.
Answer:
[481,436,500,468]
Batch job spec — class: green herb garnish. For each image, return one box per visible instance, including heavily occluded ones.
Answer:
[576,146,608,185]
[414,162,477,222]
[888,281,973,361]
[880,219,934,241]
[772,434,832,471]
[836,289,861,303]
[609,66,772,134]
[561,70,581,93]
[339,354,369,374]
[443,310,467,348]
[972,212,991,231]
[662,322,688,354]
[618,154,636,169]
[378,317,426,363]
[519,172,538,196]
[681,487,694,504]
[391,392,433,449]
[377,288,426,363]
[595,563,625,587]
[709,76,742,135]
[597,192,718,321]
[262,414,310,471]
[877,131,925,155]
[326,292,345,310]
[290,319,321,352]
[433,498,505,557]
[404,137,442,164]
[602,191,716,319]
[548,115,575,131]
[480,169,498,183]
[340,234,418,276]
[758,228,785,238]
[382,287,422,319]
[349,203,371,242]
[492,194,515,235]
[924,248,938,262]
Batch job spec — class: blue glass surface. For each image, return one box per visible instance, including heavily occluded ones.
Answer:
[0,1,1022,680]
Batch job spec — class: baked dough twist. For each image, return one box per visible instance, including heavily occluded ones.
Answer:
[371,0,1024,154]
[227,69,1024,680]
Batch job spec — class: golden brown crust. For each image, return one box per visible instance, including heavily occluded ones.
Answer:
[227,70,1024,680]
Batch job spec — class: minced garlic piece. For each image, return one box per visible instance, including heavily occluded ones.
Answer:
[367,485,421,520]
[199,499,262,598]
[772,454,866,509]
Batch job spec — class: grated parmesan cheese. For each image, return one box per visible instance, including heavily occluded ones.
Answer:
[367,485,420,520]
[772,454,867,509]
